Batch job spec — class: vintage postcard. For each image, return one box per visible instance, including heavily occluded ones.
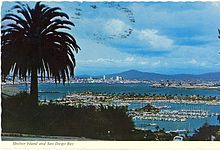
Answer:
[1,0,220,149]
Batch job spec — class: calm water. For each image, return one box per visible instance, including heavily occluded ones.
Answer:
[129,102,220,133]
[19,83,220,100]
[19,83,220,132]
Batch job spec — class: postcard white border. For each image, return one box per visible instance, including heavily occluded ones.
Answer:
[1,0,220,149]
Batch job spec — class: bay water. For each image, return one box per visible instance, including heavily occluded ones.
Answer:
[18,83,220,133]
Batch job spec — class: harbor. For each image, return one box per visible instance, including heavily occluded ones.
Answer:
[6,82,218,136]
[2,81,220,139]
[130,109,210,122]
[35,88,220,135]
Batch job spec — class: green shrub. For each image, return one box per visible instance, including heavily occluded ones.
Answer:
[2,92,135,140]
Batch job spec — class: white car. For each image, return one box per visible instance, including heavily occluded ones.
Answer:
[173,136,184,141]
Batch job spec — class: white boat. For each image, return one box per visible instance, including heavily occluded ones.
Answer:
[147,123,157,126]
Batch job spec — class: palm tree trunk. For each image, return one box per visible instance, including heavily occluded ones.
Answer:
[30,67,38,105]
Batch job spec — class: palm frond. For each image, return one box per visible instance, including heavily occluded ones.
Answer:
[1,2,80,83]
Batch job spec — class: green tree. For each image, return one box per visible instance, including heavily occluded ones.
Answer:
[190,123,220,141]
[1,2,80,104]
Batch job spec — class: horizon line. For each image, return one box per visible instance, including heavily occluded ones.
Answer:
[75,69,220,77]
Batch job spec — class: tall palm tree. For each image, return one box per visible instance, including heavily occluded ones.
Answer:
[1,2,80,104]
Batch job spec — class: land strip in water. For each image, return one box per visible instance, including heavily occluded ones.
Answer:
[40,91,220,107]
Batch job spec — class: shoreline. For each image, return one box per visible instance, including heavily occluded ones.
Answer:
[2,83,220,104]
[153,85,220,90]
[39,91,220,107]
[2,81,220,90]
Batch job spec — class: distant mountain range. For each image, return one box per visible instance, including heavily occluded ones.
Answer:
[77,69,220,81]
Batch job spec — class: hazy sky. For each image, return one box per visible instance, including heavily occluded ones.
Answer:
[2,1,220,75]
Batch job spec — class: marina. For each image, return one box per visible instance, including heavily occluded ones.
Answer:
[23,82,220,135]
[130,109,210,122]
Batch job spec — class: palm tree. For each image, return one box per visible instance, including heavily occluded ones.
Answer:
[1,2,80,104]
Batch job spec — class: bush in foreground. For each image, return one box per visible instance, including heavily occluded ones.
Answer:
[2,93,133,140]
[2,92,177,140]
[190,123,220,141]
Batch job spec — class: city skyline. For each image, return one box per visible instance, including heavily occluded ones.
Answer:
[2,1,220,76]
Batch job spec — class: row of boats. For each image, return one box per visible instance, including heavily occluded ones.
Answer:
[130,109,211,122]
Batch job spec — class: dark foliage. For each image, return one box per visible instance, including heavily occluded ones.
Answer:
[2,93,179,140]
[1,93,141,140]
[1,2,80,101]
[190,123,220,141]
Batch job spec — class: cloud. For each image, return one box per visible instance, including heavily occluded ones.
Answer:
[151,60,161,66]
[81,57,135,64]
[124,57,135,62]
[128,2,220,45]
[66,2,220,74]
[2,1,220,75]
[185,59,208,67]
[75,37,171,73]
[105,19,129,36]
[102,19,175,53]
[136,29,174,49]
[188,59,198,65]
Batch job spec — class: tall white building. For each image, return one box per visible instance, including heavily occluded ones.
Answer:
[116,76,119,81]
[116,76,123,81]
